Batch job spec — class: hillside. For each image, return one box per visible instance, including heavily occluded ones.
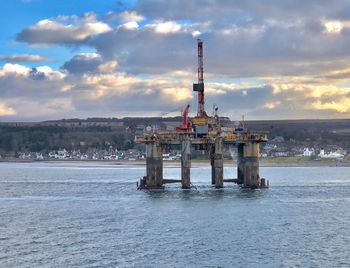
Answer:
[0,118,350,156]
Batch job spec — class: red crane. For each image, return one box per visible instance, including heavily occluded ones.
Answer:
[176,104,191,130]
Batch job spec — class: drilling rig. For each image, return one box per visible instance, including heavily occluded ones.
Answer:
[137,39,269,190]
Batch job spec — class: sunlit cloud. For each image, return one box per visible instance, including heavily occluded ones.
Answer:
[312,99,350,113]
[0,100,16,116]
[324,20,344,34]
[263,101,281,109]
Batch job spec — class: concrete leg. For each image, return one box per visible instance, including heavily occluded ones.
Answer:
[212,137,224,188]
[241,142,260,188]
[210,146,215,185]
[145,141,163,188]
[181,140,191,189]
[237,144,244,184]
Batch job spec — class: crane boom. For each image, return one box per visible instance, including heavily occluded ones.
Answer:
[176,104,191,130]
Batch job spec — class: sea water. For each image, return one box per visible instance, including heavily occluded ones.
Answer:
[0,162,349,267]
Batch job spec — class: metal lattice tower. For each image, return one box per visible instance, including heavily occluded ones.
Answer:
[193,39,207,117]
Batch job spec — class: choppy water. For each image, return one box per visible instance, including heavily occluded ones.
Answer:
[0,162,350,267]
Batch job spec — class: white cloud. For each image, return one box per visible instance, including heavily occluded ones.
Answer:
[77,53,101,59]
[36,66,66,80]
[324,20,343,34]
[0,63,30,76]
[323,19,350,34]
[122,21,139,30]
[17,13,112,44]
[119,11,145,23]
[146,21,182,34]
[192,30,201,37]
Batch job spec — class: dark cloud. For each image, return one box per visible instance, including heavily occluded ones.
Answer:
[73,90,182,114]
[89,28,195,74]
[204,86,273,111]
[1,54,50,63]
[61,53,104,74]
[135,0,350,22]
[86,22,350,78]
[29,68,47,80]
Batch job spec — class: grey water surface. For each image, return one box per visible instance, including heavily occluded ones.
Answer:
[0,162,349,267]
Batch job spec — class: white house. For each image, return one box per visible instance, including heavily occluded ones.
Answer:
[303,148,315,157]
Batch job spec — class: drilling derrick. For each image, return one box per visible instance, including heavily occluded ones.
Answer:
[193,39,207,117]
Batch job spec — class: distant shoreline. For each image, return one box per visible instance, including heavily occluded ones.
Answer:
[0,159,349,167]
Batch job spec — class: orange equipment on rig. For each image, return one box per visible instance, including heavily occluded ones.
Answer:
[176,104,191,131]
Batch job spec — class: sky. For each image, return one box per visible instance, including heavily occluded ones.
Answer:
[1,0,350,121]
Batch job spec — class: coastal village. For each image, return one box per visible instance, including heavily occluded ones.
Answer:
[11,142,347,162]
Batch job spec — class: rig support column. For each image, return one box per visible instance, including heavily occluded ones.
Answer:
[237,144,244,184]
[210,146,215,185]
[212,137,224,188]
[145,141,163,188]
[238,142,260,188]
[181,140,191,189]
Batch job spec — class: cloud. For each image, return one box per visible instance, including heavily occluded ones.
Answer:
[0,63,66,99]
[61,53,118,74]
[61,53,103,74]
[1,54,51,63]
[0,61,194,119]
[1,59,350,120]
[7,2,350,120]
[135,0,350,22]
[254,74,350,118]
[0,100,16,116]
[122,21,139,30]
[17,5,350,78]
[80,14,350,80]
[17,13,112,44]
[263,101,281,110]
[119,11,145,23]
[90,28,195,74]
[0,63,31,76]
[146,21,182,34]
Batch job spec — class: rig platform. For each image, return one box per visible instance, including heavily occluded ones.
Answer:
[137,39,269,190]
